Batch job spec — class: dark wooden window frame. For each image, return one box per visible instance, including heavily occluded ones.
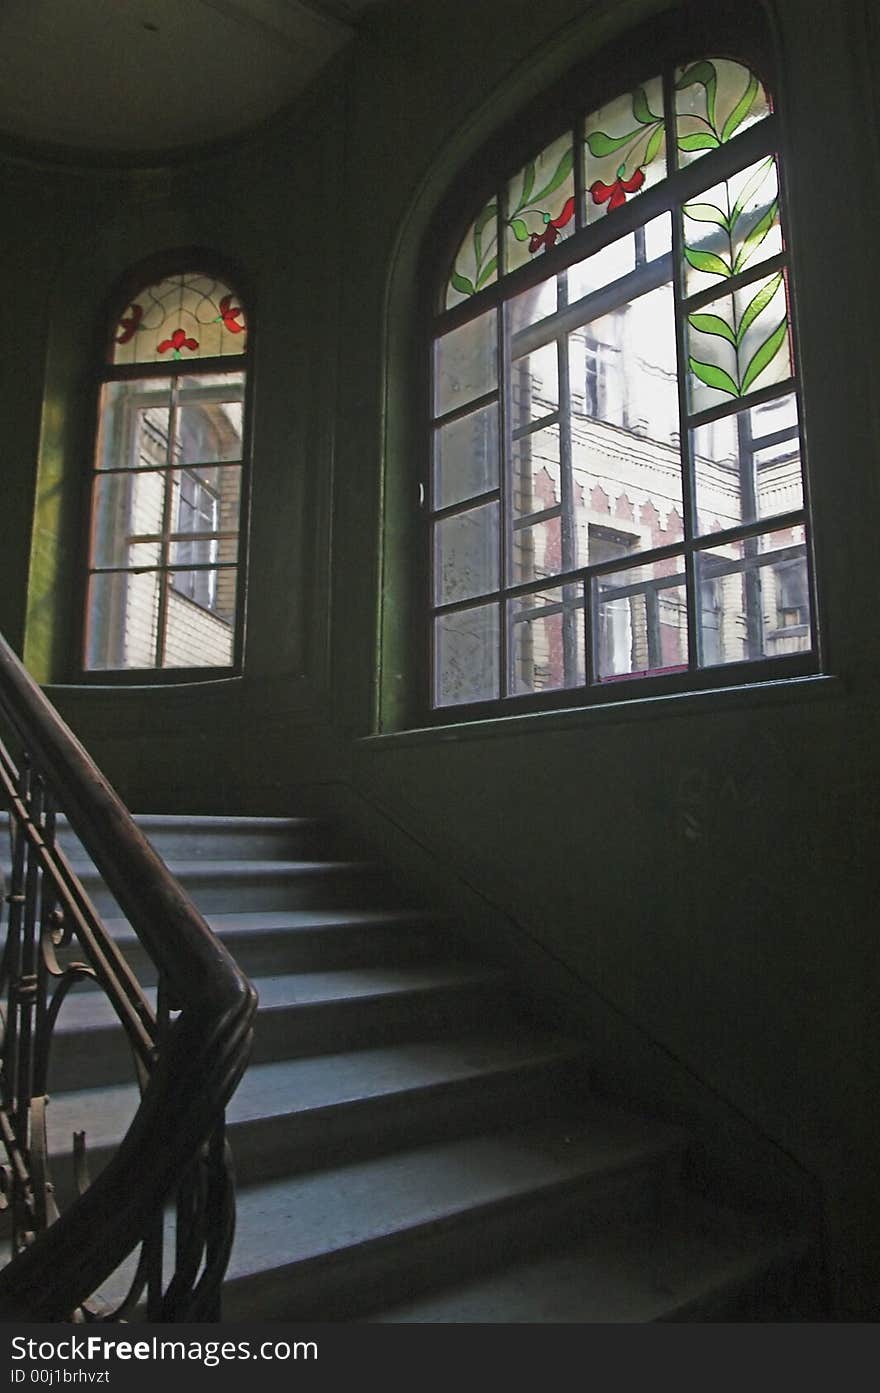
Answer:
[418,1,820,723]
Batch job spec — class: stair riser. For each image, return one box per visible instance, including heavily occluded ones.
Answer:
[48,1059,588,1206]
[47,982,516,1090]
[222,1151,684,1322]
[70,866,395,916]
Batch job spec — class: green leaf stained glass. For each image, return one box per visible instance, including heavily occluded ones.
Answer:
[675,58,770,166]
[584,77,666,224]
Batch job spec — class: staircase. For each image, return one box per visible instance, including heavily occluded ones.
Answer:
[10,811,818,1321]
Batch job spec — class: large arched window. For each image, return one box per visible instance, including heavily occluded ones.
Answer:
[84,265,249,674]
[427,22,814,714]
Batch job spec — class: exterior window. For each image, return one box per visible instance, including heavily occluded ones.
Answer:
[428,49,814,712]
[84,269,249,672]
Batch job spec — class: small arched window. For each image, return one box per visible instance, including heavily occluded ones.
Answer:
[84,266,249,673]
[427,29,815,713]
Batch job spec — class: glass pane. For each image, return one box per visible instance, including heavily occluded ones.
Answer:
[682,157,781,298]
[434,502,499,605]
[509,514,562,585]
[446,197,499,308]
[569,281,682,562]
[506,132,575,275]
[165,570,237,667]
[97,381,172,471]
[691,391,803,535]
[687,271,791,413]
[507,277,559,337]
[511,423,561,519]
[675,58,771,168]
[697,530,811,666]
[585,77,666,224]
[434,311,497,417]
[112,273,247,366]
[85,571,160,670]
[435,603,500,707]
[434,403,499,509]
[593,557,688,682]
[175,401,243,466]
[90,472,165,566]
[509,586,585,695]
[510,343,559,432]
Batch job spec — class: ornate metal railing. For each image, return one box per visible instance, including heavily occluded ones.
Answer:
[0,632,257,1320]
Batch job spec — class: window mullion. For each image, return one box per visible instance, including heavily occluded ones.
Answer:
[666,60,700,676]
[154,379,179,669]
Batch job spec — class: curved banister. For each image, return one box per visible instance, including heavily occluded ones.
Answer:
[0,631,258,1320]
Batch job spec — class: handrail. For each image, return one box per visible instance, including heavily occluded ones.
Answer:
[0,632,257,1320]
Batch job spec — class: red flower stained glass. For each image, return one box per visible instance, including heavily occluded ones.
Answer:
[528,195,577,253]
[116,303,143,345]
[158,328,199,357]
[217,294,245,334]
[589,164,646,210]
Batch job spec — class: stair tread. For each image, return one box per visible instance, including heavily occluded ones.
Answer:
[69,858,374,878]
[224,1109,686,1282]
[366,1200,807,1323]
[50,961,506,1033]
[46,1031,586,1153]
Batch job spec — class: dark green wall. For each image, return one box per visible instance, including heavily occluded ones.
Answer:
[1,0,878,1313]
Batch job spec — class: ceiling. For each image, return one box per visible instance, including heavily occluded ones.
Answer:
[0,0,392,159]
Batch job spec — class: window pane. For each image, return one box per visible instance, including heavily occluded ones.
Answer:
[435,604,499,706]
[511,423,561,520]
[509,586,585,695]
[97,381,172,471]
[85,571,160,670]
[691,391,803,535]
[593,557,688,681]
[90,472,165,566]
[697,530,811,667]
[509,514,562,585]
[687,271,791,413]
[175,399,243,465]
[434,311,498,417]
[675,58,771,168]
[506,132,575,275]
[682,156,781,298]
[585,78,666,225]
[164,570,237,667]
[434,403,499,509]
[434,502,500,605]
[569,281,682,561]
[507,278,559,337]
[510,343,559,432]
[446,196,499,309]
[568,215,670,301]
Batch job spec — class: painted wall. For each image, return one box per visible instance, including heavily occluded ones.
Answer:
[1,0,878,1312]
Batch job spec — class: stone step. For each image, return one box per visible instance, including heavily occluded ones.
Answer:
[67,858,400,916]
[46,1031,590,1198]
[219,1107,687,1321]
[97,907,462,981]
[365,1197,813,1323]
[45,962,519,1090]
[58,813,327,864]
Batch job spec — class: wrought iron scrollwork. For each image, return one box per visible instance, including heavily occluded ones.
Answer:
[0,632,256,1321]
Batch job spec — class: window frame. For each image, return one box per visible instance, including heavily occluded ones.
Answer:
[77,253,254,684]
[418,4,820,724]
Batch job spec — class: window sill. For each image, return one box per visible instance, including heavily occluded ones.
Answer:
[361,673,843,750]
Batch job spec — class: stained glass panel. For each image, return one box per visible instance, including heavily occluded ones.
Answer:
[687,270,790,412]
[585,78,666,224]
[112,274,247,365]
[446,198,499,308]
[682,156,781,297]
[506,132,576,275]
[675,58,771,167]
